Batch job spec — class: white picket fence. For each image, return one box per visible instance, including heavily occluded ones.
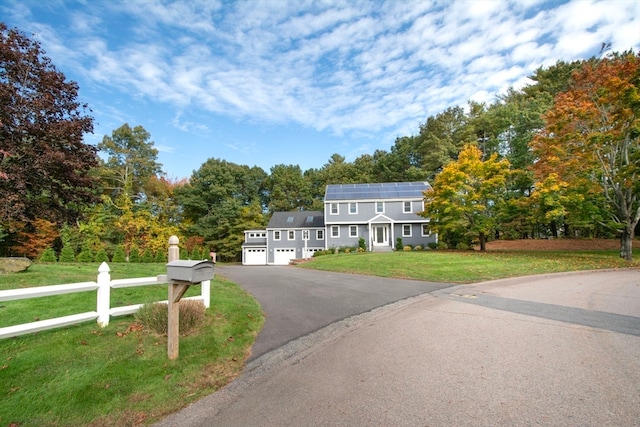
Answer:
[0,261,211,339]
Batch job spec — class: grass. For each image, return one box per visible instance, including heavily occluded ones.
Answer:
[0,263,264,426]
[299,249,640,283]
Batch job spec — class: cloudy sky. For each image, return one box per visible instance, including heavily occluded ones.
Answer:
[2,0,639,179]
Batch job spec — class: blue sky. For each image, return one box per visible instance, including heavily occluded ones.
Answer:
[2,0,639,180]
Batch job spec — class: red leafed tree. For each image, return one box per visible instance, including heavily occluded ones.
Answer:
[0,23,99,232]
[532,51,640,260]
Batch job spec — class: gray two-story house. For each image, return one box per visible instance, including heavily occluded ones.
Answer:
[242,182,437,265]
[324,182,436,252]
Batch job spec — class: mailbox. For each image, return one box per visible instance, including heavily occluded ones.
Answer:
[166,260,215,283]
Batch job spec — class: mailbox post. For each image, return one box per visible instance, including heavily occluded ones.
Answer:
[166,259,215,360]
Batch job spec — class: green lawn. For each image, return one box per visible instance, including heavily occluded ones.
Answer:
[299,249,640,283]
[0,263,264,426]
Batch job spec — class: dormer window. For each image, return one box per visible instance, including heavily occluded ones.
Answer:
[403,201,412,213]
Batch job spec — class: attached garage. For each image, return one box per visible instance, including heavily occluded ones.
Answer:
[274,248,296,265]
[243,247,267,265]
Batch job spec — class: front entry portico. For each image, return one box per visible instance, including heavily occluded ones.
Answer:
[373,224,389,247]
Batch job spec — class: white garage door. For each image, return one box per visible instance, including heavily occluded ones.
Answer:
[274,248,296,265]
[244,248,267,265]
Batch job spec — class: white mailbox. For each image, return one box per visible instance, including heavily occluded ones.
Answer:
[166,260,215,283]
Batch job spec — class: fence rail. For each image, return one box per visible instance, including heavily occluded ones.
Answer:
[0,261,210,339]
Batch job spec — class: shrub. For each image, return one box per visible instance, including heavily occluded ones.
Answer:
[414,245,423,251]
[59,245,75,262]
[95,248,110,262]
[154,250,166,263]
[142,248,154,263]
[437,241,449,250]
[396,238,403,249]
[112,246,126,262]
[190,247,203,260]
[344,248,351,253]
[403,245,412,252]
[358,237,366,251]
[76,249,94,262]
[135,300,206,335]
[129,247,141,263]
[456,242,470,250]
[39,247,57,262]
[428,242,438,250]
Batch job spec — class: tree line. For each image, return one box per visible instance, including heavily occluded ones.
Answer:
[1,23,638,261]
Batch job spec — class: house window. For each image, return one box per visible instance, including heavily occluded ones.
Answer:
[317,229,324,240]
[302,230,309,240]
[288,230,295,240]
[330,203,339,215]
[349,202,358,214]
[403,201,412,213]
[376,201,384,213]
[274,230,281,241]
[331,225,340,238]
[403,224,412,237]
[421,224,431,236]
[349,225,358,237]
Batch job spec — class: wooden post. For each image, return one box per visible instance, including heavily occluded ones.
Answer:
[167,236,180,360]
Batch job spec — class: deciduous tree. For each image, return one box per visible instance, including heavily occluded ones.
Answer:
[0,23,98,228]
[532,51,640,260]
[422,144,510,250]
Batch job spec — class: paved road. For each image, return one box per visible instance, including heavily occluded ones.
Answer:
[157,268,640,427]
[217,265,453,360]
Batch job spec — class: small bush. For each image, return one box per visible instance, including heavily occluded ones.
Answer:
[358,237,366,251]
[76,249,94,262]
[95,248,110,262]
[154,250,166,263]
[39,247,57,262]
[396,238,403,249]
[428,242,438,250]
[142,248,154,263]
[414,245,423,251]
[135,300,206,335]
[112,246,126,262]
[437,241,449,250]
[456,242,470,250]
[129,247,141,263]
[403,245,412,252]
[59,245,75,262]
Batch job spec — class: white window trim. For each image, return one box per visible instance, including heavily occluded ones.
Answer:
[349,202,358,214]
[403,201,412,213]
[288,230,295,240]
[402,224,412,237]
[349,225,358,237]
[302,230,310,240]
[421,224,432,237]
[317,229,324,240]
[375,201,385,213]
[331,225,340,238]
[330,203,339,215]
[274,230,281,241]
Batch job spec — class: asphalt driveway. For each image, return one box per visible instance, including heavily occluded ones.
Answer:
[156,268,640,427]
[216,265,453,360]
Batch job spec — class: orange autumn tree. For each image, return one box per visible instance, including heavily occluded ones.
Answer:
[532,51,640,260]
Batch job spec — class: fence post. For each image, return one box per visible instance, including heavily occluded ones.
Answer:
[96,262,111,327]
[201,280,210,308]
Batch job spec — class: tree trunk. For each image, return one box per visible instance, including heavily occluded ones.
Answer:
[620,226,633,261]
[479,231,486,251]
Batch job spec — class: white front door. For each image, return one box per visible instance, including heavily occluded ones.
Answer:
[373,225,389,246]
